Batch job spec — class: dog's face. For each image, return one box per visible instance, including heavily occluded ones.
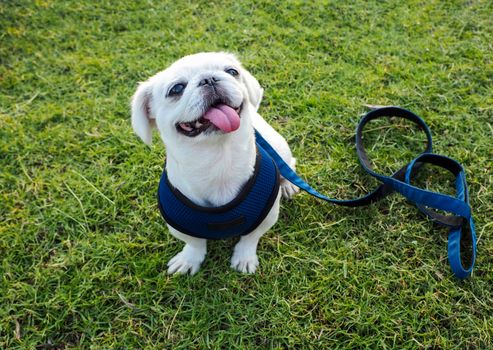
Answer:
[131,52,263,145]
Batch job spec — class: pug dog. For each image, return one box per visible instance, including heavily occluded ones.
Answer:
[131,52,298,275]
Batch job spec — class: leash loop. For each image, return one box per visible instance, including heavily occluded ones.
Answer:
[255,106,476,278]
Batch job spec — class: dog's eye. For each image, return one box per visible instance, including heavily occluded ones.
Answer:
[168,83,186,96]
[225,68,239,77]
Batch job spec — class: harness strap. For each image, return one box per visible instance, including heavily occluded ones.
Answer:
[254,106,476,279]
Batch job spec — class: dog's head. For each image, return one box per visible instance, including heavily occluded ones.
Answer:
[131,52,263,145]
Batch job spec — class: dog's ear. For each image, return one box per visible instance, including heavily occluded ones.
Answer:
[241,68,264,112]
[131,80,155,145]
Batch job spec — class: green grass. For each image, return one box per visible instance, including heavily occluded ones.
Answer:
[1,0,492,348]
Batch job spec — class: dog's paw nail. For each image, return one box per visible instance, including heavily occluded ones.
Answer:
[231,254,259,274]
[167,251,203,275]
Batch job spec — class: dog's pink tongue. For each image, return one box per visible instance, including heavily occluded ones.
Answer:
[203,104,240,133]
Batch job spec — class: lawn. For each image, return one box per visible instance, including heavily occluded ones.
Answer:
[1,0,492,348]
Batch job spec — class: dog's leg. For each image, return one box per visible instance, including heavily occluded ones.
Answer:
[231,193,281,273]
[167,226,207,275]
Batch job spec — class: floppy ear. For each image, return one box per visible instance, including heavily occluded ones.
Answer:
[241,68,264,111]
[131,81,155,145]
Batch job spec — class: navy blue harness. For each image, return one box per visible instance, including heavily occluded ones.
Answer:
[157,107,477,279]
[158,143,280,240]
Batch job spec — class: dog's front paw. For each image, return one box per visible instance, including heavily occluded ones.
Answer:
[167,245,205,275]
[231,250,259,274]
[280,158,299,199]
[281,179,299,199]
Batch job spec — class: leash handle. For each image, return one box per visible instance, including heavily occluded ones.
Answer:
[255,106,476,279]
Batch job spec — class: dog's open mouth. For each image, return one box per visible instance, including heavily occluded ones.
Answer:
[176,103,242,137]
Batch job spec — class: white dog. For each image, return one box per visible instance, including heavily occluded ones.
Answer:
[131,52,298,275]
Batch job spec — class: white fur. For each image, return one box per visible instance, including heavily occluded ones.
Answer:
[131,52,298,275]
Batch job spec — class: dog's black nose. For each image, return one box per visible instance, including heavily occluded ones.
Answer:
[198,77,219,86]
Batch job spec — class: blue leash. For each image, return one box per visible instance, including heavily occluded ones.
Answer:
[255,106,476,279]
